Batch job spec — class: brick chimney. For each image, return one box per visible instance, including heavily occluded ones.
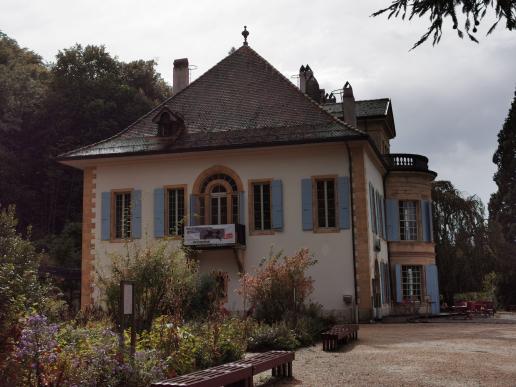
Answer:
[299,65,307,93]
[342,82,357,128]
[173,58,189,94]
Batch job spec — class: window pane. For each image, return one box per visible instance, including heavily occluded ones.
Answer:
[167,188,185,236]
[402,265,422,301]
[115,192,131,239]
[253,184,262,230]
[399,201,417,240]
[253,183,271,231]
[316,179,336,228]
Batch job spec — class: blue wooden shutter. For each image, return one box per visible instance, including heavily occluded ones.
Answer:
[190,194,199,226]
[131,190,142,239]
[386,199,399,241]
[239,191,246,225]
[101,192,111,241]
[425,264,440,314]
[154,188,165,237]
[271,180,283,230]
[381,196,387,238]
[301,178,313,231]
[337,176,350,229]
[395,264,402,303]
[369,183,375,234]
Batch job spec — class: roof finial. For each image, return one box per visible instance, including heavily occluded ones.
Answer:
[242,26,249,46]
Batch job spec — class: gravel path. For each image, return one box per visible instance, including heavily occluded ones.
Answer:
[255,323,516,387]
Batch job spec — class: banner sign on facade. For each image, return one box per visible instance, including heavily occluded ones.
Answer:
[184,224,236,246]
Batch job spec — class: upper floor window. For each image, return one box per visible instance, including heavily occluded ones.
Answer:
[399,200,418,240]
[402,265,422,301]
[166,187,185,236]
[113,191,131,239]
[315,177,336,229]
[251,181,272,232]
[153,109,185,138]
[198,173,240,225]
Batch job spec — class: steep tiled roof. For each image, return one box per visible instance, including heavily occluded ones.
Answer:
[59,45,363,160]
[323,98,391,118]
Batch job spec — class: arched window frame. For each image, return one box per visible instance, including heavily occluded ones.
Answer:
[193,166,244,225]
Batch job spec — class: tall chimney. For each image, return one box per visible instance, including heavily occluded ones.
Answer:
[173,58,189,94]
[342,82,357,128]
[299,65,307,93]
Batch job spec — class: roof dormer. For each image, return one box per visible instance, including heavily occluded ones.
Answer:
[152,107,185,139]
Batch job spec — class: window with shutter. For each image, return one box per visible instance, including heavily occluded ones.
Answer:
[112,190,132,240]
[166,186,186,236]
[249,180,272,233]
[314,177,337,230]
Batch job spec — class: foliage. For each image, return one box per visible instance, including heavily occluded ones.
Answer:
[138,315,247,376]
[240,248,317,324]
[98,241,198,331]
[489,90,516,306]
[187,273,228,320]
[372,1,516,49]
[0,32,171,242]
[36,222,82,268]
[0,205,63,371]
[432,181,494,304]
[247,321,300,351]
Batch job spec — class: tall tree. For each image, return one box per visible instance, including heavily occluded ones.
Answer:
[489,90,516,306]
[2,41,171,241]
[373,1,516,49]
[432,181,493,304]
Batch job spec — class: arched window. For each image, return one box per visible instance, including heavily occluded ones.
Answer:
[198,173,240,225]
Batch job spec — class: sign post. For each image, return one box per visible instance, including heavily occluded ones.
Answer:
[120,280,136,361]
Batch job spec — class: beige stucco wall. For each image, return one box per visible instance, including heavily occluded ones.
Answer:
[90,143,357,317]
[364,152,390,316]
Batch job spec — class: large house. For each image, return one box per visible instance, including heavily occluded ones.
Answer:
[58,32,439,322]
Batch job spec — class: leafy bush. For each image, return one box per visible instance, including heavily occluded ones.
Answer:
[240,248,317,324]
[0,206,65,378]
[98,241,198,331]
[247,321,300,351]
[138,315,246,376]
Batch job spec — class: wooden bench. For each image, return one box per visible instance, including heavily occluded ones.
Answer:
[322,324,359,351]
[233,350,294,379]
[151,350,294,387]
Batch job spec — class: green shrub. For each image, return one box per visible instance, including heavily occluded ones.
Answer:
[98,240,198,331]
[247,321,300,351]
[0,206,65,378]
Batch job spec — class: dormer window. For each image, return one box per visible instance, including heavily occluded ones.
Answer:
[152,108,185,138]
[158,112,174,137]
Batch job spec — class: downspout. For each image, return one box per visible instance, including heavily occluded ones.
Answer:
[346,142,359,324]
[383,167,394,312]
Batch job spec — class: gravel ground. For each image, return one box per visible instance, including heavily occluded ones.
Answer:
[255,323,516,387]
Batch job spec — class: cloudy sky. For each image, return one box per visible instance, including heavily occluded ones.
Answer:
[2,0,514,206]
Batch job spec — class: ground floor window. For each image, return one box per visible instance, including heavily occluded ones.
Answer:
[113,191,131,239]
[166,187,185,236]
[402,265,422,301]
[315,177,337,229]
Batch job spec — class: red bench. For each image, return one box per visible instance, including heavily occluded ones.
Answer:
[322,324,359,351]
[152,350,294,387]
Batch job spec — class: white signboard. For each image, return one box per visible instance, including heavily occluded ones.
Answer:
[184,224,236,246]
[123,283,133,315]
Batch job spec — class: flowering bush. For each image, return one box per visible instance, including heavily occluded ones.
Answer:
[240,248,317,323]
